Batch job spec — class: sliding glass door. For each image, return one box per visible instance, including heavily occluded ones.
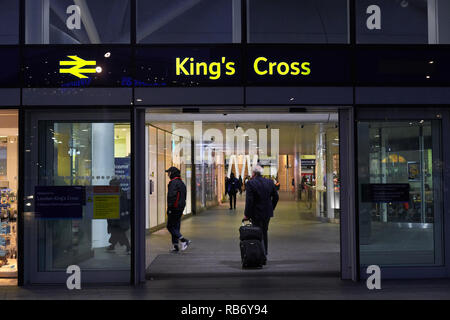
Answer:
[23,109,131,284]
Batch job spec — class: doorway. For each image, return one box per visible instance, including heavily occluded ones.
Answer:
[22,109,132,284]
[144,111,341,277]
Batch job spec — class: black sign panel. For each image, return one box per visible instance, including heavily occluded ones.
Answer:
[135,46,242,87]
[17,45,450,87]
[24,47,132,87]
[246,46,352,85]
[356,47,450,85]
[362,183,410,203]
[35,186,85,219]
[0,47,19,87]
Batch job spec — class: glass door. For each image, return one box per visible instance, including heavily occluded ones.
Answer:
[356,108,448,278]
[23,109,131,284]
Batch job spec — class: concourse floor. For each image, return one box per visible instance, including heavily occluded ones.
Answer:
[146,192,340,278]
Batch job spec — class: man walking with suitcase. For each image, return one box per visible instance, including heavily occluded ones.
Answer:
[166,166,191,253]
[244,165,279,256]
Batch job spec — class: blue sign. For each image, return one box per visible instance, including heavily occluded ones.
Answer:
[34,186,85,219]
[115,157,130,193]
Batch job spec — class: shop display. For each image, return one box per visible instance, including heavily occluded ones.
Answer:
[0,189,18,278]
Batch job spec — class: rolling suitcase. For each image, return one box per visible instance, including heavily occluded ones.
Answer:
[239,220,266,268]
[239,221,263,241]
[240,239,266,268]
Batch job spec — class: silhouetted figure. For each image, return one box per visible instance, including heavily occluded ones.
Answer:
[107,178,131,254]
[244,165,279,256]
[166,166,191,252]
[238,175,243,195]
[226,172,239,210]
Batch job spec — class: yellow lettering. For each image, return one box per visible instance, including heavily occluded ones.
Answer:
[269,62,277,75]
[290,62,300,75]
[196,62,208,75]
[277,62,289,75]
[176,57,190,76]
[253,57,268,75]
[225,62,236,75]
[209,62,221,80]
[301,62,311,75]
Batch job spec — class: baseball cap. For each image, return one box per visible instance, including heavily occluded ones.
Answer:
[165,166,179,173]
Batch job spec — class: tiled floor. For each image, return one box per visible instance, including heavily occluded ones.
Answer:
[146,194,340,278]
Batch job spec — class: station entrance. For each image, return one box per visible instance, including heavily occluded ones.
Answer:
[144,111,341,277]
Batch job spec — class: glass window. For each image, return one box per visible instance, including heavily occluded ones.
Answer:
[437,0,450,44]
[25,0,130,44]
[0,110,18,283]
[248,0,348,43]
[24,112,131,274]
[356,0,450,44]
[357,120,443,266]
[137,0,241,43]
[0,0,19,44]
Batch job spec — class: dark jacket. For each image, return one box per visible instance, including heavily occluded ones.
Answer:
[226,176,239,194]
[244,176,279,221]
[167,175,187,213]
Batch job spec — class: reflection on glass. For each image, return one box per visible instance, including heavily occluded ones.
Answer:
[27,122,131,271]
[137,0,239,43]
[356,0,450,44]
[25,0,130,44]
[248,0,348,43]
[357,121,443,266]
[0,0,19,44]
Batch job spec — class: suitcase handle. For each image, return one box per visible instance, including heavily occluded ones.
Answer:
[241,218,252,226]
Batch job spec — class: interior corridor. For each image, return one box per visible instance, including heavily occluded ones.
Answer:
[146,192,340,278]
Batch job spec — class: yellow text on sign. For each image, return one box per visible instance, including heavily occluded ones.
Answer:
[253,57,311,76]
[93,195,120,219]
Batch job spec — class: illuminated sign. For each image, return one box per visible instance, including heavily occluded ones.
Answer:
[176,57,236,80]
[59,55,100,79]
[252,57,310,76]
[175,56,311,80]
[22,46,361,87]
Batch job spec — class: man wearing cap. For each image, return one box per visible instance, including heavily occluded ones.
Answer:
[165,166,191,252]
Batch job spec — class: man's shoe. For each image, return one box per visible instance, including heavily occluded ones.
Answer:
[106,244,115,251]
[180,240,191,251]
[170,245,179,253]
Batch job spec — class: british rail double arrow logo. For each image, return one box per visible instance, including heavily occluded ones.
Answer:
[59,55,98,79]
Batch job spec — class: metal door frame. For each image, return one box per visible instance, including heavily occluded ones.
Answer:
[23,108,132,284]
[355,106,450,279]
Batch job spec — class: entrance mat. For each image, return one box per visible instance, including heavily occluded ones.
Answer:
[146,252,340,279]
